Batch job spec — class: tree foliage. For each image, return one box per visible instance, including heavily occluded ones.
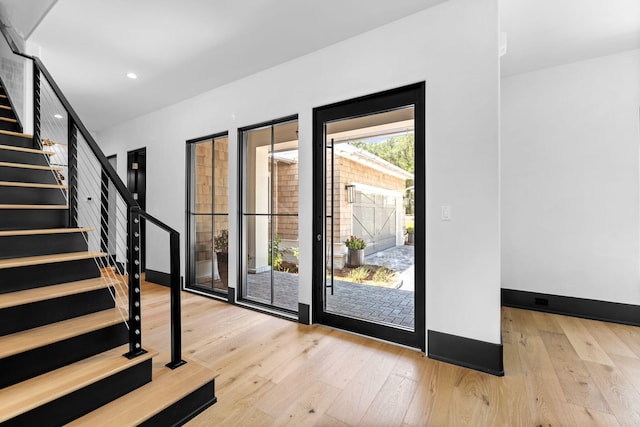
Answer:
[350,133,414,173]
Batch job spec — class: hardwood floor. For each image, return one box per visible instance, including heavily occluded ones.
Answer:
[140,282,640,426]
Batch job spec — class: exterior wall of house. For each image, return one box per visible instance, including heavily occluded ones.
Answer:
[98,0,501,346]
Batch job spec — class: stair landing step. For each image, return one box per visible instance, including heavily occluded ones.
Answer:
[69,356,216,426]
[0,251,105,269]
[0,345,156,423]
[0,277,115,309]
[0,227,91,237]
[0,308,125,359]
[0,144,55,156]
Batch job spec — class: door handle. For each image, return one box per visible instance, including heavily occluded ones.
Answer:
[316,234,322,241]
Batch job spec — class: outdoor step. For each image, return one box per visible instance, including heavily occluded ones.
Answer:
[0,345,156,424]
[69,357,217,426]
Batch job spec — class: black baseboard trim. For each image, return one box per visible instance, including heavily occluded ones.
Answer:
[145,269,170,287]
[428,330,504,377]
[501,288,640,326]
[227,286,236,304]
[298,303,310,325]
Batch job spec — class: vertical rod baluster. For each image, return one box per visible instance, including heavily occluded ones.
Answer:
[68,119,78,227]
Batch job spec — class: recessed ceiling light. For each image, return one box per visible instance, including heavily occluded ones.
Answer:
[126,72,138,79]
[54,114,63,119]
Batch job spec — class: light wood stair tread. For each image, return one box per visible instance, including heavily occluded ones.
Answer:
[0,227,91,237]
[68,357,215,426]
[0,308,126,359]
[0,277,114,309]
[0,180,67,189]
[0,144,55,155]
[0,345,157,423]
[0,204,68,209]
[0,250,106,269]
[0,117,17,123]
[0,105,11,110]
[0,161,62,171]
[0,130,32,138]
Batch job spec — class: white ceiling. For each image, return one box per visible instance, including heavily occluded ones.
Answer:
[20,0,445,132]
[501,0,640,76]
[1,0,638,131]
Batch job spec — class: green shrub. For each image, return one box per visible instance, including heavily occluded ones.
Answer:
[347,266,370,283]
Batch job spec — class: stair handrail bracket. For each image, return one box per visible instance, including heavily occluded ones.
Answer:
[0,18,184,368]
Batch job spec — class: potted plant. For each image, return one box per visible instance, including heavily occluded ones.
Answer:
[214,229,229,289]
[345,235,366,267]
[406,225,415,244]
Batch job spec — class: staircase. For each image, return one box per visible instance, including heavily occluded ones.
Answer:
[0,54,215,426]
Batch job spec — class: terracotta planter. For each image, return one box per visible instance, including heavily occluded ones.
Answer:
[346,248,365,267]
[216,252,228,290]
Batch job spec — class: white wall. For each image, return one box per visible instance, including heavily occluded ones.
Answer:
[98,0,501,345]
[502,49,640,304]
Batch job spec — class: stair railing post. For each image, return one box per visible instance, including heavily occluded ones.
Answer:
[32,65,40,150]
[166,229,186,369]
[124,205,146,359]
[68,119,78,228]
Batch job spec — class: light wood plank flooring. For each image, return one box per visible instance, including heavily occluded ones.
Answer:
[140,282,640,426]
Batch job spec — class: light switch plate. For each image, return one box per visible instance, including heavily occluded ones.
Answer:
[441,205,451,221]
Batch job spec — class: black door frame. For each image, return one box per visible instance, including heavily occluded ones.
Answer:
[312,82,426,350]
[127,147,146,271]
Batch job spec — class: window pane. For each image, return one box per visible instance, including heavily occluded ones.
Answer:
[193,140,212,214]
[212,215,229,292]
[194,214,213,288]
[244,126,271,215]
[244,214,271,304]
[213,136,228,215]
[273,217,298,311]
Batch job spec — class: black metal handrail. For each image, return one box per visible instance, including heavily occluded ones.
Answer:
[0,17,184,368]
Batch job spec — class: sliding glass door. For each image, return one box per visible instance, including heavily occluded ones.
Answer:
[240,116,299,313]
[186,133,229,296]
[313,84,425,349]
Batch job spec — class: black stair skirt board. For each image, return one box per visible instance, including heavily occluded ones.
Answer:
[140,380,217,427]
[3,358,152,427]
[0,148,51,166]
[0,231,87,259]
[0,120,19,132]
[0,208,68,231]
[0,322,128,389]
[0,164,60,184]
[0,185,67,205]
[0,133,33,149]
[0,259,100,294]
[0,287,115,336]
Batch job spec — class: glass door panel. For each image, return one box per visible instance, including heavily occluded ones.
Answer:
[241,117,299,313]
[313,84,425,349]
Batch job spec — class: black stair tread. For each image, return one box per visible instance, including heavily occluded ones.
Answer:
[0,180,67,189]
[0,144,55,156]
[0,277,113,309]
[0,250,105,269]
[0,308,126,360]
[0,130,31,138]
[68,356,216,426]
[0,161,62,171]
[0,204,68,210]
[0,227,91,237]
[0,344,157,423]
